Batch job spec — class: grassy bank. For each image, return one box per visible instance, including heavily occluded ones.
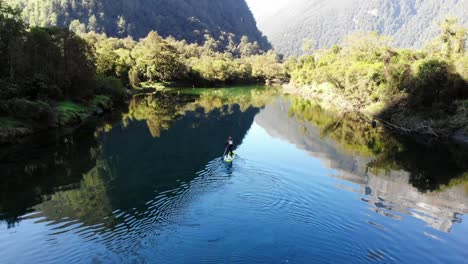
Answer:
[0,95,114,144]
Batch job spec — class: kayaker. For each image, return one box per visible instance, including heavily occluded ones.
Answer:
[226,136,234,157]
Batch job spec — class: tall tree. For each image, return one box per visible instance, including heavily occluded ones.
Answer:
[0,2,25,79]
[131,31,186,82]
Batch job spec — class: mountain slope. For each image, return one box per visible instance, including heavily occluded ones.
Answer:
[5,0,270,49]
[254,0,468,56]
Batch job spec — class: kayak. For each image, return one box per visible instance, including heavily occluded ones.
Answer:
[223,153,236,163]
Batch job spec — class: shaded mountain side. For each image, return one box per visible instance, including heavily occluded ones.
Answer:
[255,0,467,55]
[5,0,270,50]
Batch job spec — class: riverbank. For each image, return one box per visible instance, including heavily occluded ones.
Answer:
[0,85,277,145]
[283,18,467,140]
[0,95,115,145]
[283,83,468,140]
[0,3,285,145]
[2,86,467,264]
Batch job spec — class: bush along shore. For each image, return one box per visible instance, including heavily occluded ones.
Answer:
[0,3,286,144]
[0,96,116,144]
[284,17,467,140]
[0,4,129,144]
[1,0,466,143]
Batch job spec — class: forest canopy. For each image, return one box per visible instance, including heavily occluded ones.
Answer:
[4,0,271,50]
[0,1,285,144]
[287,17,468,137]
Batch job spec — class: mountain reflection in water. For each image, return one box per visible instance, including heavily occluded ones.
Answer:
[0,87,467,263]
[256,97,468,233]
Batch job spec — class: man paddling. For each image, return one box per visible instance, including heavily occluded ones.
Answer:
[226,136,234,157]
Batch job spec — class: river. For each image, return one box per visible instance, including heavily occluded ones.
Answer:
[1,86,467,263]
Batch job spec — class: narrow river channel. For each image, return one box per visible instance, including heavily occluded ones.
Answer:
[1,87,467,263]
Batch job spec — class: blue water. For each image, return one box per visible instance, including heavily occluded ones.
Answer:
[1,88,467,263]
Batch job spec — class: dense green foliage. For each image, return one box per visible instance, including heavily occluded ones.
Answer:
[5,0,270,50]
[82,31,286,87]
[1,0,466,142]
[0,3,125,143]
[287,17,468,136]
[0,2,283,143]
[254,0,468,56]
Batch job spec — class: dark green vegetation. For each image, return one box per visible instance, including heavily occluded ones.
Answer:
[0,2,285,144]
[286,17,468,138]
[84,30,286,88]
[1,1,466,142]
[254,0,468,56]
[5,0,270,50]
[0,3,125,144]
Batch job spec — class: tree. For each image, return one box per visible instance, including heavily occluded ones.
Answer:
[301,38,316,55]
[238,36,260,57]
[202,34,219,56]
[117,15,126,36]
[69,19,86,34]
[0,2,26,79]
[95,38,120,76]
[249,51,285,81]
[437,17,466,58]
[131,31,186,82]
[88,15,98,32]
[343,31,392,62]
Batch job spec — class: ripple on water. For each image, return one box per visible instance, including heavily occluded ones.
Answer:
[235,160,341,229]
[3,150,465,264]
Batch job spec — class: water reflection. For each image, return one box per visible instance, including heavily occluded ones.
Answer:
[0,87,467,263]
[0,118,113,228]
[256,96,468,233]
[1,87,276,236]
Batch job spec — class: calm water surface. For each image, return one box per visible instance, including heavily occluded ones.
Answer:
[1,87,467,263]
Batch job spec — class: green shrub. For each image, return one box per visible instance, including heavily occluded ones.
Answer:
[0,80,21,100]
[0,117,23,128]
[54,101,91,126]
[95,75,127,102]
[409,59,466,108]
[91,95,113,110]
[0,98,57,126]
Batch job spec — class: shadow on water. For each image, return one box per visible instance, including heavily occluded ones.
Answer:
[0,114,120,228]
[101,103,260,212]
[0,86,467,242]
[0,87,277,231]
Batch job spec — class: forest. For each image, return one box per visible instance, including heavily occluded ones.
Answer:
[4,0,270,50]
[257,0,468,56]
[0,2,285,144]
[286,17,468,137]
[85,30,286,88]
[1,0,467,143]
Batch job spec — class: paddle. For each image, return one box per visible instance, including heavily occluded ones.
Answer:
[222,145,228,160]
